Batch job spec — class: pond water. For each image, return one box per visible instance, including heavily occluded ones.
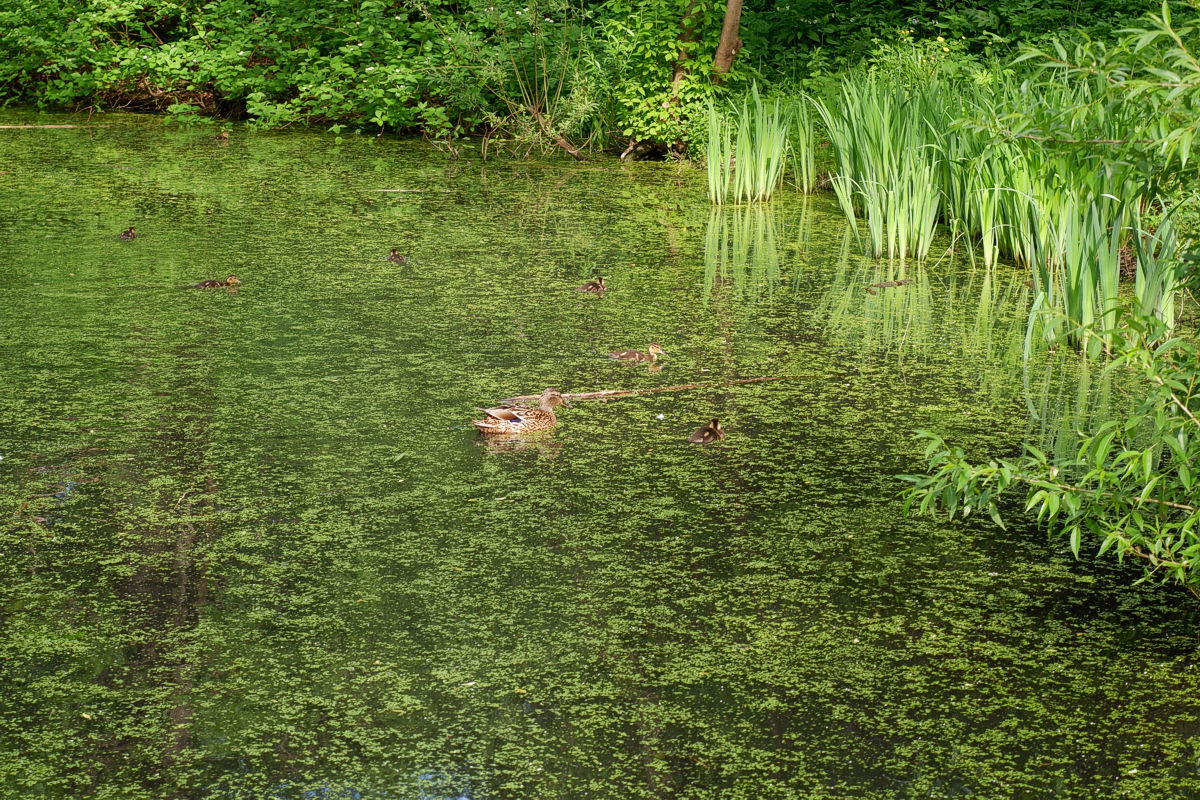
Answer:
[1,113,1198,799]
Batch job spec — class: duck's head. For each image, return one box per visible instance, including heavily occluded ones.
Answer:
[648,343,666,356]
[596,276,606,287]
[225,275,242,285]
[708,418,723,433]
[539,387,569,409]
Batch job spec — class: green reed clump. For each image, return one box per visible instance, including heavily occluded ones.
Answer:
[949,70,1190,356]
[787,97,817,193]
[812,76,947,260]
[811,55,1189,354]
[705,101,733,205]
[1133,209,1181,328]
[705,84,791,204]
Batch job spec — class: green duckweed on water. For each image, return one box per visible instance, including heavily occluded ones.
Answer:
[0,112,1198,799]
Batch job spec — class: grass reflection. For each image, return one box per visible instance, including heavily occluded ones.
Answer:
[702,200,812,308]
[818,248,1032,400]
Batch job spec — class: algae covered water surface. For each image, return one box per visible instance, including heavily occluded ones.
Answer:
[1,113,1198,799]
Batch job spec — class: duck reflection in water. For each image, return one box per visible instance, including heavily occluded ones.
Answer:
[473,430,563,459]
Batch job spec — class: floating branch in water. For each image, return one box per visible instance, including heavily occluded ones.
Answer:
[0,124,110,129]
[499,375,802,405]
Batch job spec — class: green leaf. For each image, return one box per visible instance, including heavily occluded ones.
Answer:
[987,504,1007,530]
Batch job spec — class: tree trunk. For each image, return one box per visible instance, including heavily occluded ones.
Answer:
[712,0,744,75]
[670,0,702,93]
[661,0,704,155]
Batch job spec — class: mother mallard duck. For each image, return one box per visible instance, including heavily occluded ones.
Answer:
[472,387,570,434]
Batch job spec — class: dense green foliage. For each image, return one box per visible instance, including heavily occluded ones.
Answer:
[904,313,1200,595]
[902,4,1200,595]
[0,0,1161,148]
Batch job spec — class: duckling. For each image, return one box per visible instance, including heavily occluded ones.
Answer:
[192,275,242,289]
[609,343,665,362]
[387,249,408,263]
[578,276,606,293]
[213,130,230,143]
[472,388,569,434]
[118,226,137,240]
[687,418,725,444]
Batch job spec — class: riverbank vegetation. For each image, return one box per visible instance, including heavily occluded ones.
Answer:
[0,0,1162,151]
[904,313,1200,597]
[886,6,1200,596]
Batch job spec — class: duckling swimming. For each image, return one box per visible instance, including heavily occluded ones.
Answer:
[687,418,725,444]
[192,275,242,289]
[609,343,665,362]
[118,227,137,240]
[472,387,569,434]
[578,276,606,293]
[387,249,408,263]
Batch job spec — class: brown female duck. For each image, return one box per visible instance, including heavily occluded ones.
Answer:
[578,276,606,293]
[118,226,137,240]
[609,343,665,362]
[472,387,569,434]
[687,418,725,443]
[192,275,242,289]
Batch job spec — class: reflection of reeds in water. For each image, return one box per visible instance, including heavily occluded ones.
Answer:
[817,249,1032,406]
[816,245,1138,452]
[1020,354,1136,469]
[703,200,811,307]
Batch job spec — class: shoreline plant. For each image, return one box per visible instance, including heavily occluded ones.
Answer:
[704,84,791,204]
[903,3,1200,596]
[903,313,1200,597]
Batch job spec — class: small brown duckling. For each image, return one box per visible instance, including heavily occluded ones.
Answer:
[387,249,408,263]
[609,343,665,362]
[578,276,606,293]
[687,418,725,444]
[118,226,137,240]
[213,130,230,143]
[192,275,242,289]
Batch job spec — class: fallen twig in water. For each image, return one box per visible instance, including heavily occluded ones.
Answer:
[500,375,802,405]
[0,124,108,129]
